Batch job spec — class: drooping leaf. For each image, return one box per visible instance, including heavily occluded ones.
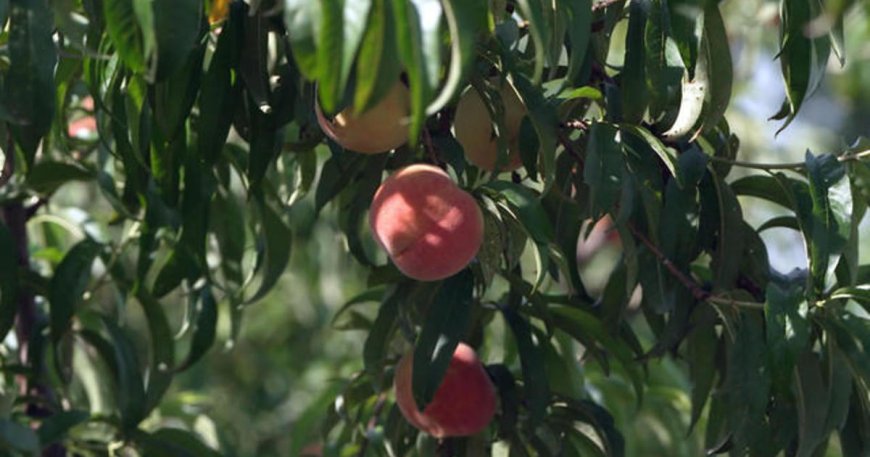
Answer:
[500,305,550,424]
[49,238,102,342]
[412,269,474,409]
[103,0,146,73]
[5,0,57,164]
[724,313,771,454]
[0,419,40,454]
[765,274,810,386]
[771,0,832,132]
[26,162,95,195]
[353,0,401,113]
[152,0,204,81]
[585,122,625,216]
[244,198,292,304]
[425,0,486,115]
[134,428,222,457]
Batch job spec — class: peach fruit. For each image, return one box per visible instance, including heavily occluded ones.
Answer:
[316,82,410,154]
[369,164,483,281]
[453,81,527,171]
[394,342,497,438]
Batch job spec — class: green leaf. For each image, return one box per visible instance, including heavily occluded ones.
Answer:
[0,0,8,27]
[765,275,810,386]
[710,172,744,290]
[26,162,95,195]
[285,0,320,80]
[771,0,831,131]
[725,313,771,453]
[697,2,733,133]
[314,148,368,213]
[315,0,343,114]
[687,305,718,431]
[830,285,870,309]
[135,289,175,417]
[839,386,870,457]
[548,305,644,405]
[585,123,625,215]
[353,0,402,113]
[426,0,487,114]
[244,198,292,304]
[176,285,218,371]
[793,353,830,457]
[620,124,680,182]
[561,0,592,92]
[622,0,649,124]
[484,180,553,287]
[36,410,89,446]
[135,428,222,457]
[667,0,704,76]
[412,269,474,409]
[757,215,801,233]
[152,0,204,81]
[730,173,800,209]
[484,181,555,244]
[198,2,243,164]
[49,238,102,343]
[514,0,547,83]
[500,305,550,424]
[512,73,559,188]
[0,419,40,454]
[391,0,441,146]
[797,152,852,296]
[103,0,146,73]
[0,222,18,342]
[5,0,57,164]
[99,317,147,429]
[363,285,407,386]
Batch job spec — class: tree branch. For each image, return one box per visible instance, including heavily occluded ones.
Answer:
[1,128,14,188]
[628,224,765,311]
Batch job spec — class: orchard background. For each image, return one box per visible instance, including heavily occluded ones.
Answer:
[1,0,870,455]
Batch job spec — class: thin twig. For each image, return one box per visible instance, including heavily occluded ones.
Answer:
[422,128,443,167]
[592,0,623,12]
[557,131,584,164]
[355,393,388,457]
[627,224,765,310]
[561,119,589,131]
[708,148,870,171]
[24,198,47,220]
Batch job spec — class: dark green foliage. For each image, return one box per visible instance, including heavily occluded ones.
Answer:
[0,0,867,456]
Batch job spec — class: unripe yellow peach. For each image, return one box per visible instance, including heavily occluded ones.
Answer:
[453,82,527,171]
[316,82,410,154]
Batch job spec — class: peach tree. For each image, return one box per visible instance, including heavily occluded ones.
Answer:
[0,0,869,455]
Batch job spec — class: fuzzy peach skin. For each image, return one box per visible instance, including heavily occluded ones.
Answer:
[316,82,410,154]
[369,164,484,281]
[453,81,527,172]
[394,343,497,438]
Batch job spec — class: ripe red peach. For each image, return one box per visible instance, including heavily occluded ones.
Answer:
[394,343,497,438]
[316,82,410,154]
[453,81,527,171]
[369,164,483,281]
